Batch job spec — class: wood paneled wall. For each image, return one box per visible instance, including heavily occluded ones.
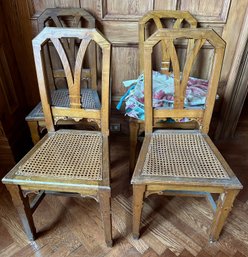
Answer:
[1,0,248,137]
[0,5,32,177]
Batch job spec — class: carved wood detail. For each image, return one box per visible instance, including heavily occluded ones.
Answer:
[0,47,19,114]
[102,0,153,20]
[179,0,231,23]
[215,5,248,139]
[216,39,248,139]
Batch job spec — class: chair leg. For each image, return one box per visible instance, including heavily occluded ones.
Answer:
[129,121,140,176]
[99,189,113,247]
[209,189,239,242]
[6,184,36,241]
[133,184,145,239]
[27,121,40,145]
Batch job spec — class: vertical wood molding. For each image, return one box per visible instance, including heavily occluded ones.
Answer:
[216,40,248,139]
[176,0,181,10]
[102,0,153,20]
[0,48,19,114]
[215,5,248,139]
[179,0,231,23]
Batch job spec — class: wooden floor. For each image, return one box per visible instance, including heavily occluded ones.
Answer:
[1,116,248,256]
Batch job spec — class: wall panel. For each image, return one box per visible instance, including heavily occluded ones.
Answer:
[179,0,231,22]
[30,0,55,16]
[0,9,32,176]
[102,0,153,19]
[79,0,102,18]
[54,0,80,8]
[154,0,177,10]
[111,46,139,96]
[102,21,138,44]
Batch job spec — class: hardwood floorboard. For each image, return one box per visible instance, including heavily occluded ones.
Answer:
[179,249,195,257]
[233,251,247,257]
[9,243,44,257]
[142,249,159,257]
[0,219,14,249]
[196,250,212,257]
[0,121,248,257]
[0,243,21,257]
[215,251,230,257]
[160,248,178,257]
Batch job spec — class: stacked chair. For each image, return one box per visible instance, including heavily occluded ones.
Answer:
[129,11,198,174]
[25,8,99,144]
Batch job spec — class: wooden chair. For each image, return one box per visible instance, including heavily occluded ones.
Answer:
[26,8,98,144]
[130,10,198,174]
[131,28,243,242]
[2,27,113,247]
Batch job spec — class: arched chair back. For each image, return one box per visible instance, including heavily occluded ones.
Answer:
[139,10,197,74]
[37,8,97,90]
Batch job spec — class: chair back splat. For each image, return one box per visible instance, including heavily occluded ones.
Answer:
[37,8,95,31]
[143,28,225,134]
[139,10,197,74]
[37,8,97,90]
[32,27,110,135]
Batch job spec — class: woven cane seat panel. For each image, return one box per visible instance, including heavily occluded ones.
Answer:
[142,133,229,179]
[16,131,103,180]
[26,89,100,119]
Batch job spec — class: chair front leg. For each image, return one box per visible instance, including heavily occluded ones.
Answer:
[99,189,113,247]
[209,189,240,242]
[6,184,36,241]
[132,184,145,239]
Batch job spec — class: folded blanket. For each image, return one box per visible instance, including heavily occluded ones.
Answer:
[117,71,209,120]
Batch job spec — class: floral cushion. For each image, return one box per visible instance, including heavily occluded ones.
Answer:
[117,71,209,120]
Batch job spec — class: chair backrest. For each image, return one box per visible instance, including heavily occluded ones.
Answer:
[37,8,95,31]
[139,10,197,74]
[143,28,225,134]
[37,8,97,90]
[32,27,111,135]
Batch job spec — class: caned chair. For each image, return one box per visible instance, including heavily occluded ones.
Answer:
[131,28,243,242]
[26,8,99,144]
[2,27,113,246]
[129,10,198,174]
